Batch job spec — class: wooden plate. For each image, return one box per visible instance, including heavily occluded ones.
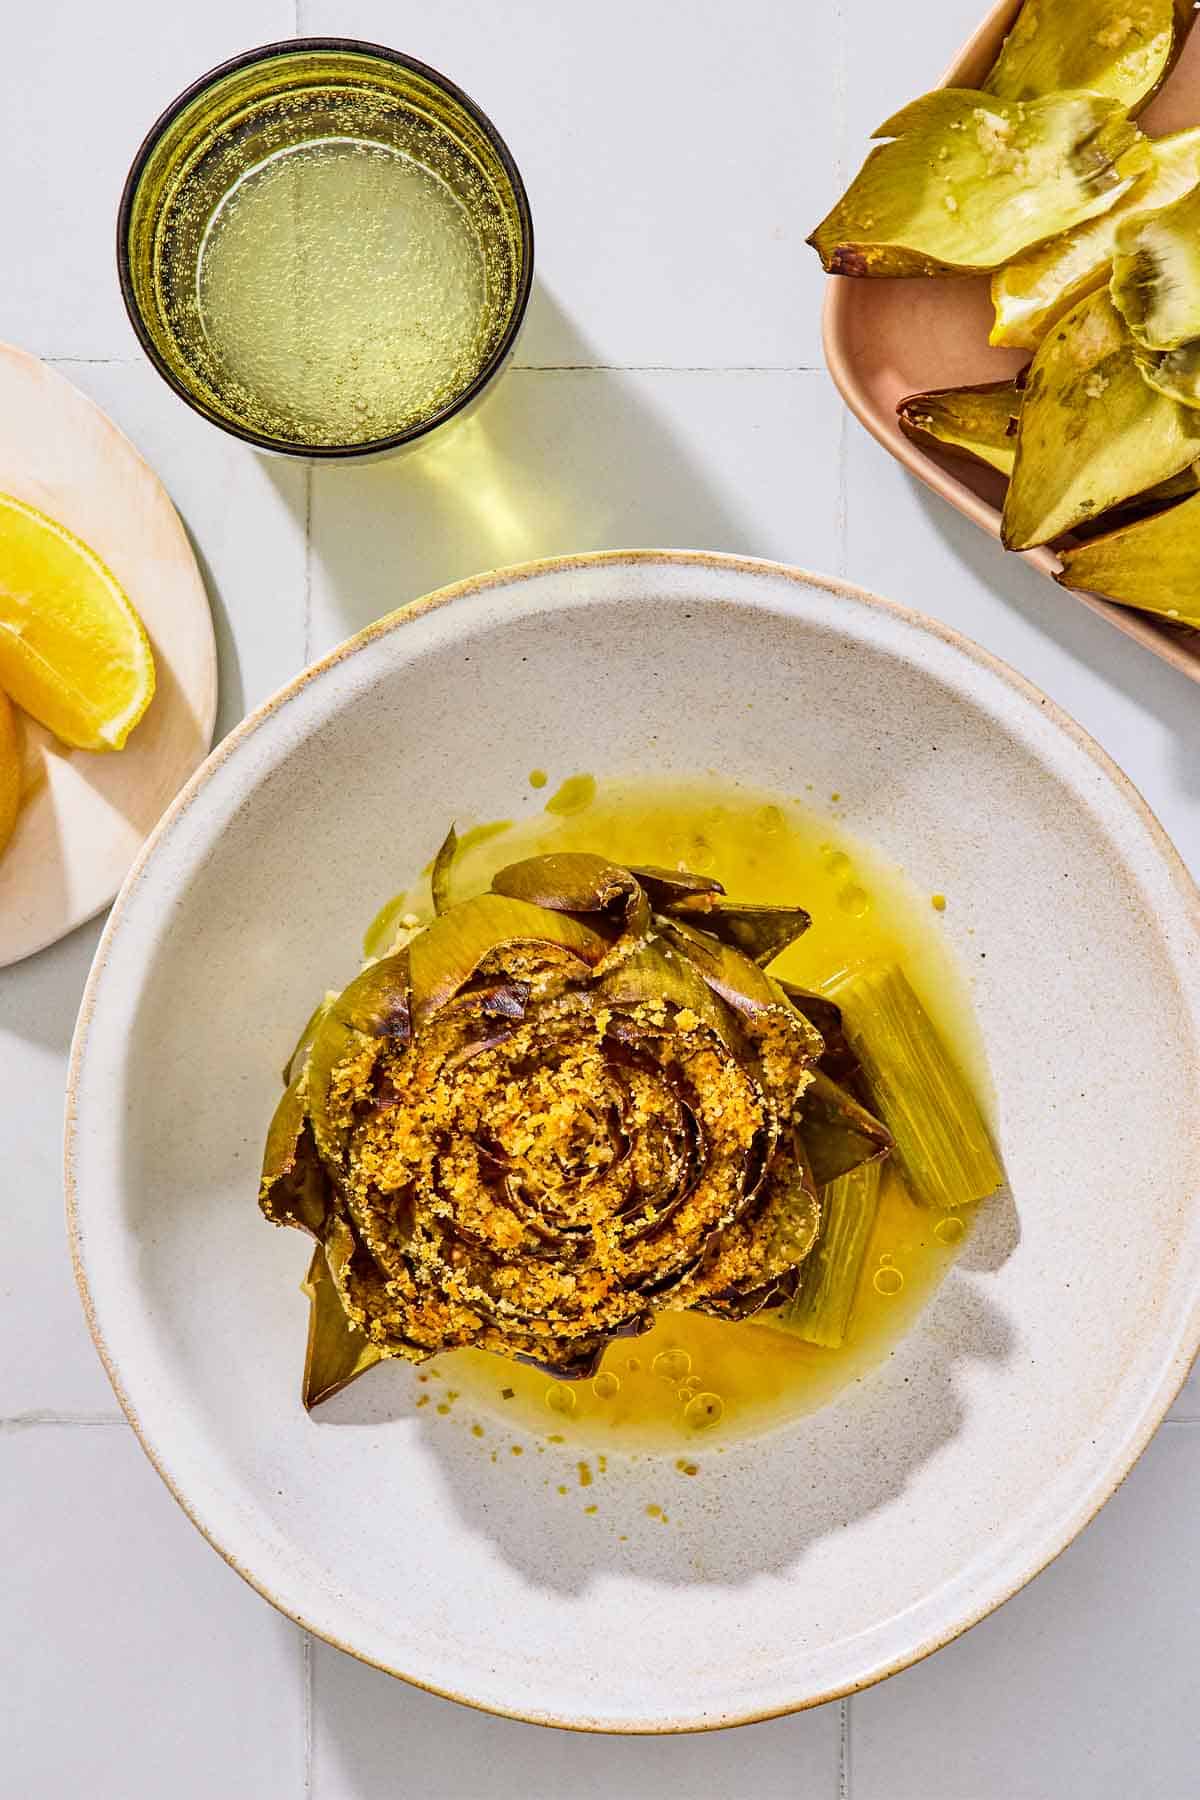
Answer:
[822,0,1200,684]
[0,345,217,966]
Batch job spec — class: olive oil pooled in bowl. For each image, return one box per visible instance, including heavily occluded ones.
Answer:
[119,40,532,454]
[262,782,1001,1448]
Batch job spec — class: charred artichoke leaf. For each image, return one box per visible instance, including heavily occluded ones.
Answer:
[301,1241,383,1409]
[627,865,726,909]
[798,1069,893,1188]
[777,982,860,1087]
[259,1077,332,1236]
[659,917,823,1057]
[991,127,1200,349]
[983,0,1184,111]
[1112,180,1200,350]
[409,893,609,1026]
[1003,286,1200,547]
[897,379,1022,477]
[1056,485,1200,624]
[808,90,1150,277]
[491,852,651,940]
[598,937,738,1046]
[430,824,458,916]
[660,893,811,967]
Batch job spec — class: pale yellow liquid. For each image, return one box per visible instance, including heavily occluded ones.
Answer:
[377,778,988,1451]
[195,136,490,445]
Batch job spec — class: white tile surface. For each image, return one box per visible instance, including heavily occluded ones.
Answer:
[309,368,842,653]
[849,1426,1200,1800]
[311,1641,841,1799]
[0,1424,306,1800]
[300,0,835,369]
[3,3,1200,1796]
[0,1,293,360]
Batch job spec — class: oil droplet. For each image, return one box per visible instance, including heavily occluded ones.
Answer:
[688,835,716,872]
[547,1433,565,1445]
[545,772,596,816]
[584,1504,598,1515]
[879,1252,893,1267]
[684,1392,725,1431]
[646,1504,667,1521]
[592,1371,620,1400]
[838,883,871,918]
[676,1376,702,1400]
[471,1423,484,1438]
[578,1461,593,1488]
[873,1266,905,1296]
[528,768,548,789]
[415,1394,430,1408]
[598,1454,608,1474]
[931,892,947,912]
[510,1444,524,1455]
[755,803,784,835]
[830,791,842,803]
[545,1383,577,1416]
[557,1484,567,1495]
[823,848,851,877]
[651,1349,692,1383]
[935,1214,966,1245]
[676,1459,699,1477]
[436,1402,451,1415]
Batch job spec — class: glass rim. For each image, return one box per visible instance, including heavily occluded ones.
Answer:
[115,36,535,460]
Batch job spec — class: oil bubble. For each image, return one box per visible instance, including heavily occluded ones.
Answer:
[592,1371,620,1399]
[823,849,851,877]
[651,1349,692,1383]
[545,1383,577,1415]
[838,884,871,918]
[873,1266,904,1296]
[934,1214,966,1246]
[684,1392,725,1431]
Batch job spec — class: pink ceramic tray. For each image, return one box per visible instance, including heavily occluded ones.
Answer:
[823,0,1200,684]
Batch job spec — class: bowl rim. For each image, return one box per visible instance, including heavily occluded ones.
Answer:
[64,549,1200,1732]
[115,35,535,460]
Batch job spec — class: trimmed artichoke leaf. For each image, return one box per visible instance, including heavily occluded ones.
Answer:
[991,127,1200,349]
[808,90,1150,277]
[301,1242,384,1409]
[659,916,819,1050]
[660,893,811,967]
[897,379,1022,477]
[1057,485,1200,625]
[492,852,650,936]
[260,1082,332,1238]
[1112,180,1200,350]
[1137,338,1200,409]
[280,993,334,1086]
[627,865,726,908]
[306,952,412,1166]
[798,1069,893,1188]
[598,938,736,1045]
[409,893,608,1026]
[1003,286,1200,548]
[777,981,861,1086]
[983,0,1184,111]
[430,824,458,916]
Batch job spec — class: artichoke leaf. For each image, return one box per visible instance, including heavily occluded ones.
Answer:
[992,127,1200,350]
[598,937,737,1046]
[809,90,1150,277]
[491,851,652,945]
[1136,338,1200,409]
[1112,180,1200,350]
[301,1241,384,1409]
[281,993,334,1086]
[983,0,1184,111]
[897,379,1022,477]
[797,1069,893,1188]
[1003,287,1200,548]
[1056,485,1200,624]
[306,951,412,1167]
[660,918,825,1067]
[627,865,726,909]
[430,824,458,916]
[658,893,812,967]
[260,1080,333,1239]
[409,893,608,1026]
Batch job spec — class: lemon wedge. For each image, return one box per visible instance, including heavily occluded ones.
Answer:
[0,688,18,856]
[0,492,155,751]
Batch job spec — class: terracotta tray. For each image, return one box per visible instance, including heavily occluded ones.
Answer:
[823,0,1200,684]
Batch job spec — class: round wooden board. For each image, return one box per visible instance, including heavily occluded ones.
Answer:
[0,344,217,967]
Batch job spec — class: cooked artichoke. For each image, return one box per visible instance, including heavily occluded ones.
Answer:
[1112,179,1200,349]
[1136,338,1200,407]
[897,379,1022,476]
[1003,286,1200,547]
[983,0,1186,112]
[1057,486,1200,623]
[808,90,1150,277]
[261,842,892,1405]
[991,126,1200,349]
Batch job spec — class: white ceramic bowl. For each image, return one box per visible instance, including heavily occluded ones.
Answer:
[67,552,1200,1732]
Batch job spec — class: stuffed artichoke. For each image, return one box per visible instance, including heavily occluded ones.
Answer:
[259,836,896,1405]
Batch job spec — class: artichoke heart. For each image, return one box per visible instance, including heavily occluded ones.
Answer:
[1112,179,1200,349]
[808,90,1150,277]
[897,379,1023,477]
[1002,286,1200,548]
[259,845,877,1403]
[991,126,1200,350]
[1057,485,1200,625]
[983,0,1186,112]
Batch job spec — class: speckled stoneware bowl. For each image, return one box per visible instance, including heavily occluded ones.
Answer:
[66,551,1200,1732]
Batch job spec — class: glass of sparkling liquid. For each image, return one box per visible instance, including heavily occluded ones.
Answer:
[118,39,533,457]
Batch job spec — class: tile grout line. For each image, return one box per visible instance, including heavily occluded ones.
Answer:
[303,460,313,666]
[302,1630,314,1795]
[839,1696,852,1800]
[511,362,825,374]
